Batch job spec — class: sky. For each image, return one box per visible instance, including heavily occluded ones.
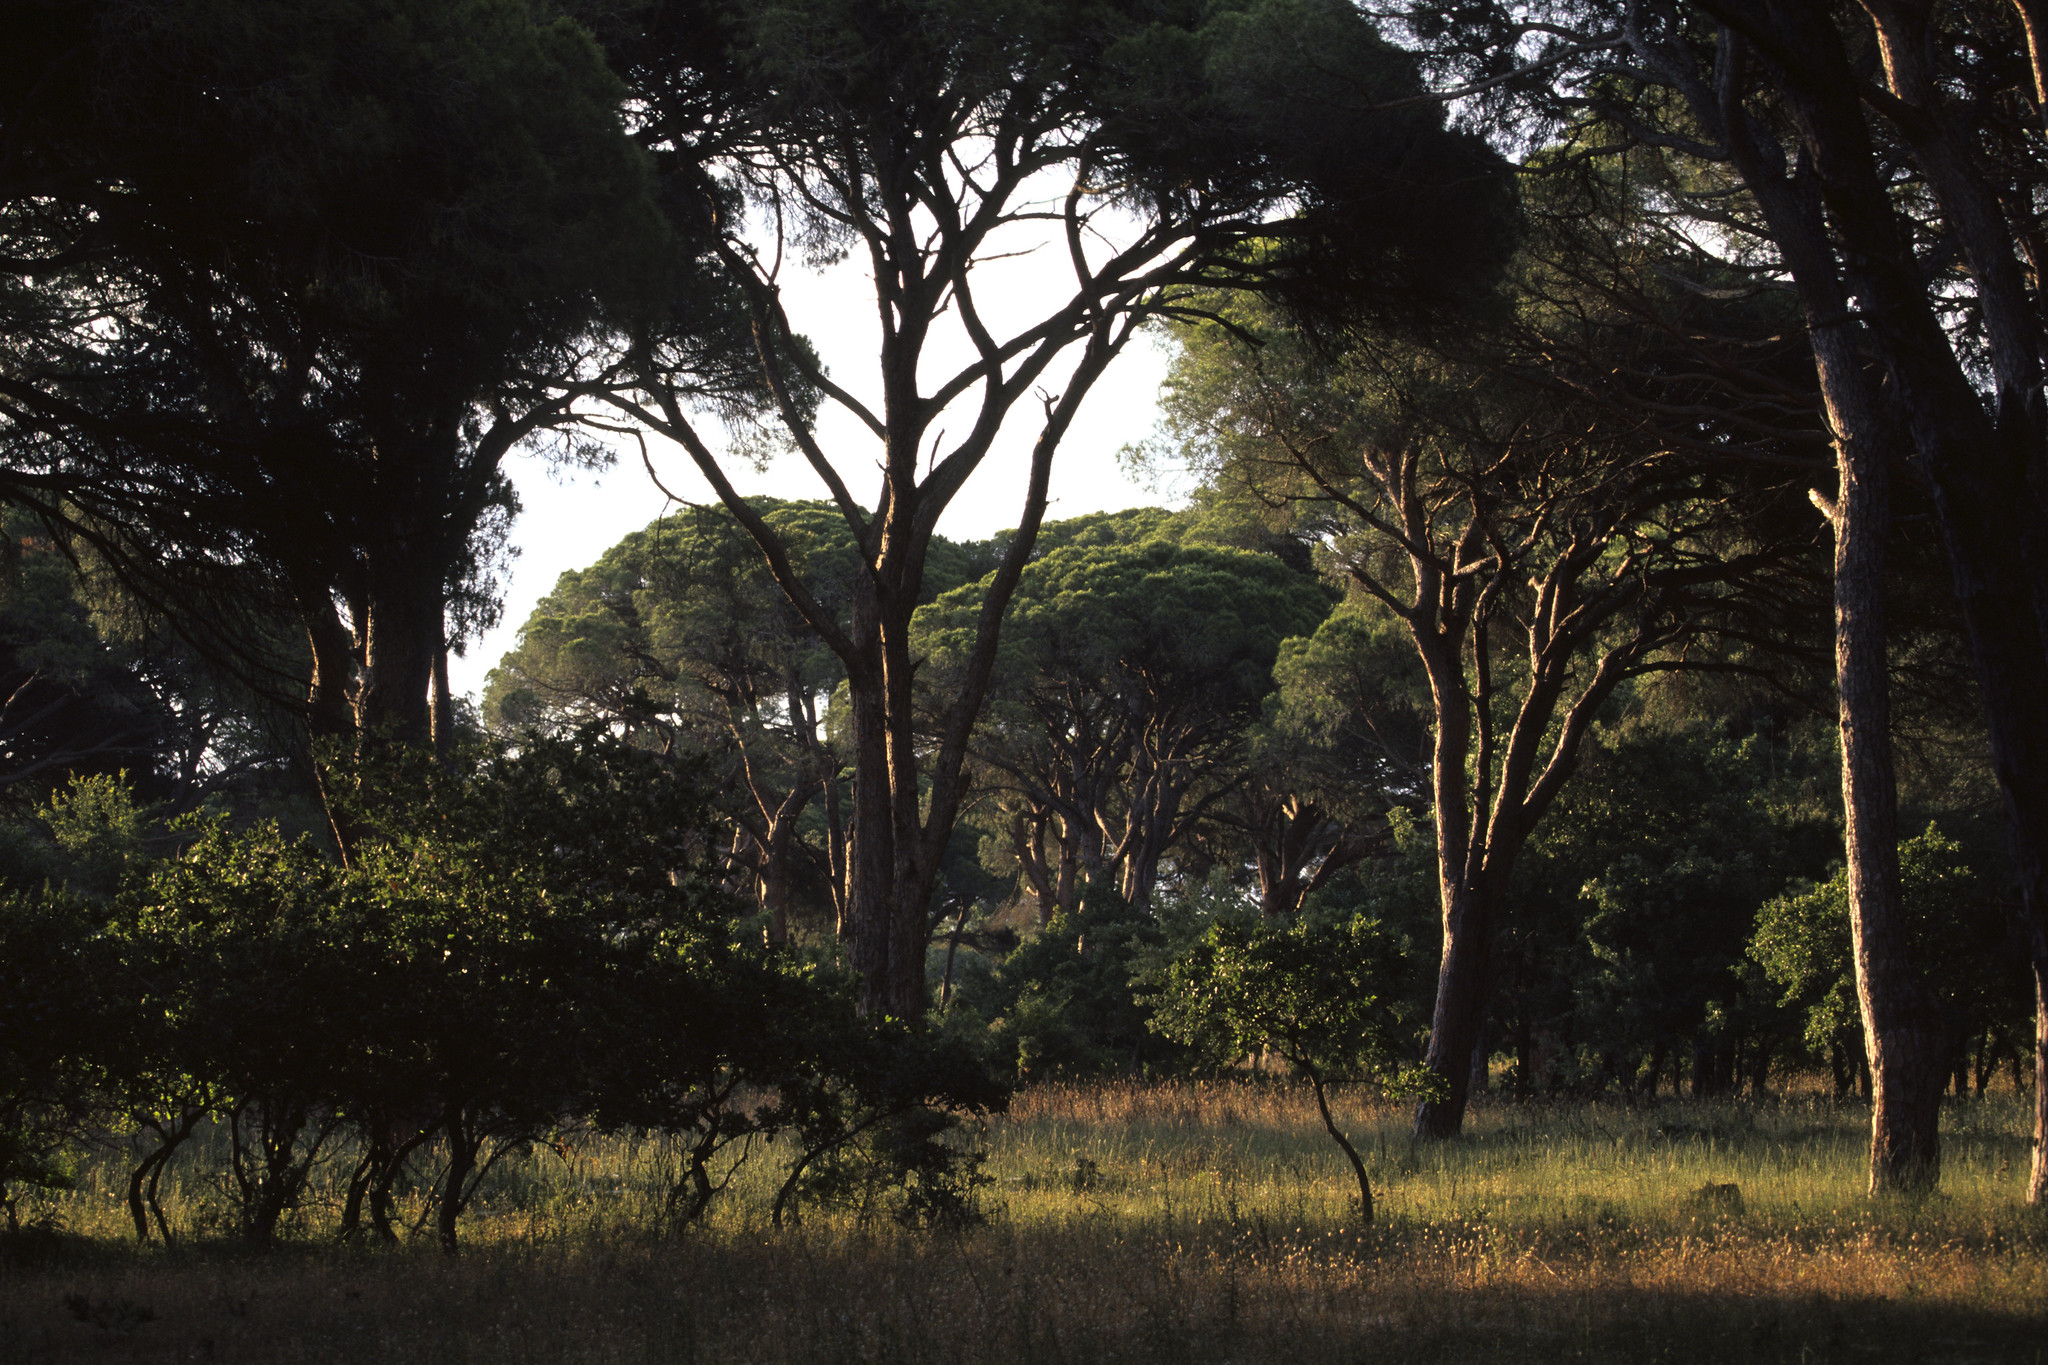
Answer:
[449,220,1193,705]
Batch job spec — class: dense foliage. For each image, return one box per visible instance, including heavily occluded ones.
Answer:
[0,735,1005,1245]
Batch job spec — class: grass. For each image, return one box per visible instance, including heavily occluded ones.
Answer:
[4,1082,2045,1362]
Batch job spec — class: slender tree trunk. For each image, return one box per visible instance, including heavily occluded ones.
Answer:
[1692,20,1950,1191]
[843,661,902,1015]
[1306,1064,1373,1223]
[437,1109,475,1254]
[2032,925,2048,1203]
[430,636,453,764]
[825,767,848,936]
[762,813,795,945]
[1513,1018,1534,1099]
[126,1111,200,1243]
[938,899,969,1012]
[303,605,362,859]
[1828,437,1947,1191]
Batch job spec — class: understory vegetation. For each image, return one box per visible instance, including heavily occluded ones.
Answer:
[3,1085,2043,1363]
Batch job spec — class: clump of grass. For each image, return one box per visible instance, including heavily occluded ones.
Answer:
[3,1083,2043,1362]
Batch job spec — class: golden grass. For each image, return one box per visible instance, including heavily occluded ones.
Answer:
[5,1082,2045,1362]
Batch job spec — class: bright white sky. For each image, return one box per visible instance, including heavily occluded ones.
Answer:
[450,215,1193,704]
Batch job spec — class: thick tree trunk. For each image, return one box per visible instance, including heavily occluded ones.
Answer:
[357,573,439,749]
[839,581,945,1020]
[1253,796,1337,920]
[1010,811,1056,925]
[1414,882,1493,1138]
[1821,24,2048,1195]
[883,613,935,1020]
[1910,478,2048,1203]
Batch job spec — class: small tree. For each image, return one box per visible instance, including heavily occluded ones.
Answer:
[1149,912,1431,1222]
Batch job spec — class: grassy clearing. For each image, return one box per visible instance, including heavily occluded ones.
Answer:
[4,1083,2045,1362]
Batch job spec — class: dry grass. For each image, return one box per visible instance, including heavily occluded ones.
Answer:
[5,1082,2045,1362]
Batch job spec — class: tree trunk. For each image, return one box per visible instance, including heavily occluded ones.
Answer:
[430,637,454,764]
[1712,1,2048,1198]
[1828,392,1949,1193]
[837,576,950,1021]
[437,1108,476,1254]
[1011,811,1057,925]
[843,660,909,1016]
[303,605,362,859]
[762,820,792,946]
[1513,1018,1534,1099]
[1914,490,2048,1204]
[1693,19,1950,1192]
[1414,882,1493,1138]
[2032,927,2048,1204]
[937,900,969,1011]
[1303,1061,1373,1223]
[357,572,439,749]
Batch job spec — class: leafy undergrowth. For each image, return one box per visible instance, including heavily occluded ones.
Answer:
[4,1084,2044,1363]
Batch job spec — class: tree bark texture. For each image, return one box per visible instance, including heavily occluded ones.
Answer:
[1827,436,1948,1191]
[1415,883,1495,1138]
[1677,3,2045,1196]
[2035,942,2048,1203]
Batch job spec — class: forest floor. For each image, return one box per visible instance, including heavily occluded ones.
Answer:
[3,1081,2045,1363]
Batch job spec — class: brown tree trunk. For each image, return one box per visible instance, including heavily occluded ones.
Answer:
[430,637,454,764]
[1913,452,2048,1204]
[2031,922,2048,1203]
[437,1108,474,1254]
[843,652,906,1015]
[762,812,795,945]
[303,604,363,860]
[357,574,439,749]
[1827,436,1948,1192]
[1415,883,1493,1138]
[1691,16,1952,1193]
